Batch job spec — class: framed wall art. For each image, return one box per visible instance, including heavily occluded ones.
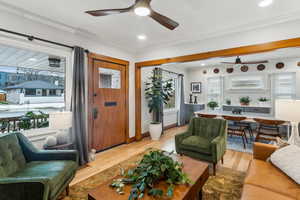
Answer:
[191,82,202,93]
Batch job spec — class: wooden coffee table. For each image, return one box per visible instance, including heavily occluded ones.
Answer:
[88,155,209,200]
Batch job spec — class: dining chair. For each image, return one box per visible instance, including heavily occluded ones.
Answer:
[197,114,217,118]
[253,118,286,142]
[222,116,248,149]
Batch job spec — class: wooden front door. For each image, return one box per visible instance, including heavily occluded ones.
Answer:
[91,59,126,151]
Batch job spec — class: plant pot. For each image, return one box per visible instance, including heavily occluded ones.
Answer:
[240,102,249,106]
[149,123,162,140]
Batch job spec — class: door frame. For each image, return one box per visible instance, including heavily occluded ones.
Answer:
[88,53,130,150]
[135,37,300,141]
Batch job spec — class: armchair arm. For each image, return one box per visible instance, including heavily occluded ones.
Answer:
[175,131,191,153]
[0,177,50,200]
[16,132,78,162]
[211,135,226,163]
[253,142,278,161]
[29,150,78,162]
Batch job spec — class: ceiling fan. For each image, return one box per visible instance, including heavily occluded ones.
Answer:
[85,0,179,30]
[221,56,269,65]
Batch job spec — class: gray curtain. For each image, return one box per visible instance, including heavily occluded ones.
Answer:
[72,46,89,165]
[178,74,186,126]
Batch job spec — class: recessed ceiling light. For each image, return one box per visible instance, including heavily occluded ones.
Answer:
[138,35,147,40]
[258,0,273,7]
[28,58,37,62]
[134,7,151,16]
[201,63,206,66]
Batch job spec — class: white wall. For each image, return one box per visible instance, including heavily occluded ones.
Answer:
[141,66,188,133]
[185,58,300,113]
[0,9,137,138]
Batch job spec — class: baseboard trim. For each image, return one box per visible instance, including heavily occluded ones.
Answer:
[128,123,178,143]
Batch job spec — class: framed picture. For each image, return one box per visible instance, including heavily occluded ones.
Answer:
[191,82,202,93]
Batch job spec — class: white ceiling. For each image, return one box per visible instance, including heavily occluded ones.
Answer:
[0,44,65,74]
[163,47,300,69]
[1,0,300,52]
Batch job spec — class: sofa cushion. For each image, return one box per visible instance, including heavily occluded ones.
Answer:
[181,136,211,154]
[10,160,77,198]
[245,159,300,199]
[270,145,300,184]
[0,133,26,177]
[242,184,294,200]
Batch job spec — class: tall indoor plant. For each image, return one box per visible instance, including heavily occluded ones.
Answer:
[145,68,174,140]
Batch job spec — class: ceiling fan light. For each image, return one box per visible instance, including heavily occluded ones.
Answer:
[258,0,273,7]
[134,7,150,16]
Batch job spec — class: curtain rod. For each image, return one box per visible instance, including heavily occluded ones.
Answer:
[160,68,184,76]
[0,28,89,53]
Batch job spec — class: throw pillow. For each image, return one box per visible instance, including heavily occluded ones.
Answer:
[270,145,300,184]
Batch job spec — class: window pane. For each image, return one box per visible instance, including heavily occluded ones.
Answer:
[0,44,66,134]
[99,68,121,89]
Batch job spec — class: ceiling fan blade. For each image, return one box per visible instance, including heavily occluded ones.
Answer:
[149,11,179,30]
[86,7,133,16]
[241,60,269,64]
[221,62,236,64]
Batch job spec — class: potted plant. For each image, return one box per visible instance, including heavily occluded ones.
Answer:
[240,96,251,106]
[258,97,269,106]
[225,99,231,105]
[145,68,174,140]
[207,101,219,110]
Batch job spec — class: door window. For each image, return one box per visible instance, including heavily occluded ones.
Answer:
[98,68,121,89]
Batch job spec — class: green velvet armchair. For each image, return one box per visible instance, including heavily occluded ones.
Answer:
[0,132,78,200]
[175,117,227,175]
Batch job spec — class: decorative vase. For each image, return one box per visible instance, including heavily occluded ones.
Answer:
[194,96,198,104]
[189,94,193,104]
[149,123,162,140]
[240,102,249,106]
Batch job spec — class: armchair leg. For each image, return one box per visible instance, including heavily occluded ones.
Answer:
[221,156,224,164]
[66,185,70,196]
[213,163,217,176]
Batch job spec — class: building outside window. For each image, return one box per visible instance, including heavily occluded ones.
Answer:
[0,43,66,134]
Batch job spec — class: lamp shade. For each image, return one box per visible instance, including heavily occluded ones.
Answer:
[49,111,72,129]
[275,100,300,122]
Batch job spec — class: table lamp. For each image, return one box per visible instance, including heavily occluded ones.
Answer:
[275,100,300,146]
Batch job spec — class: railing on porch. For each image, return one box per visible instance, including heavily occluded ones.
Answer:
[0,112,49,133]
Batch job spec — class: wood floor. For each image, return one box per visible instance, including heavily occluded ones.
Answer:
[71,126,252,186]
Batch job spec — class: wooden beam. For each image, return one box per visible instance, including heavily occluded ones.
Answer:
[136,37,300,67]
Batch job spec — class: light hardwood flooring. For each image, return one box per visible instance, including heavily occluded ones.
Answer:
[71,126,252,186]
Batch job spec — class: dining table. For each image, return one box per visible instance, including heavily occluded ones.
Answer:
[194,110,291,139]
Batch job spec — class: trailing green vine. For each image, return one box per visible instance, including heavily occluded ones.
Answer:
[110,150,191,200]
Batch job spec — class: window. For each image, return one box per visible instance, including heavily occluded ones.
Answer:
[25,89,36,96]
[99,68,121,89]
[162,72,178,110]
[207,77,223,108]
[273,73,296,99]
[0,43,66,133]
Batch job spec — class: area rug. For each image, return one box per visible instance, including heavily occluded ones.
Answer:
[60,149,246,200]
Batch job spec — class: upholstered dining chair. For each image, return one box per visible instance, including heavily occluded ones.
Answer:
[197,113,217,119]
[0,132,78,200]
[222,116,248,149]
[253,118,286,142]
[175,117,227,175]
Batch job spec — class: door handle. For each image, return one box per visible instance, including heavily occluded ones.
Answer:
[93,108,98,119]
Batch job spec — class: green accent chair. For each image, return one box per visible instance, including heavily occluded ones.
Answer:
[0,132,78,200]
[175,117,227,175]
